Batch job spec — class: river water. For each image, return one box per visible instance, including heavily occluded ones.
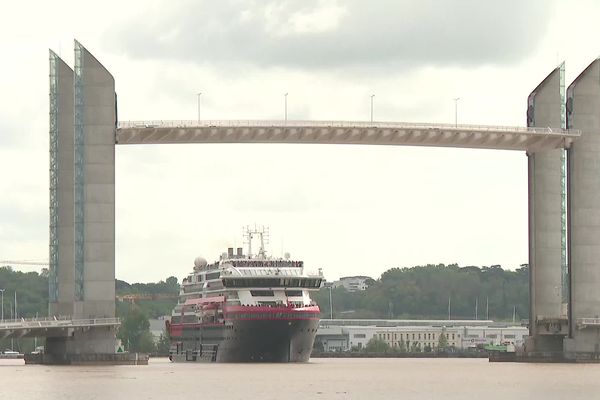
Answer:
[1,357,599,399]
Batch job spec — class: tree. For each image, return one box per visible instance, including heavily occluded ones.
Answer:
[438,332,448,350]
[156,330,171,356]
[118,306,154,353]
[166,276,178,288]
[365,337,390,353]
[397,338,407,353]
[313,340,325,352]
[410,341,421,353]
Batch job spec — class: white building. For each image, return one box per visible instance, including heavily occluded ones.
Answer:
[316,319,528,352]
[332,276,372,292]
[148,317,169,343]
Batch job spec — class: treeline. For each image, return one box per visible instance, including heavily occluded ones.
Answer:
[0,266,48,318]
[0,266,178,319]
[1,263,529,322]
[312,264,529,321]
[116,277,179,296]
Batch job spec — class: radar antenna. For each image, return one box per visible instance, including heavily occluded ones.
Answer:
[243,225,270,259]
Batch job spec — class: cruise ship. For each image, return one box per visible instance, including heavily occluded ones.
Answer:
[167,227,323,362]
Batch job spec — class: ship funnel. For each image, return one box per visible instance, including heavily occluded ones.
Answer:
[228,247,234,257]
[237,247,243,257]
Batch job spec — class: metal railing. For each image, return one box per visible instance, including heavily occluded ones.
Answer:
[577,318,600,329]
[0,317,120,329]
[117,120,579,136]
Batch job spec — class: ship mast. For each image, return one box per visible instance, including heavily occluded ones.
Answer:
[243,225,270,259]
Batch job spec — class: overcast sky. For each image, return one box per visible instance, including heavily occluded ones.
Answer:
[1,0,600,283]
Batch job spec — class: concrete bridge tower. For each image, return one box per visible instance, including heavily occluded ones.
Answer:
[526,63,569,353]
[564,58,600,357]
[46,41,117,361]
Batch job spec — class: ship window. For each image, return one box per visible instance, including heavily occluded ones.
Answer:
[222,277,322,288]
[206,272,221,280]
[285,290,303,297]
[250,290,274,297]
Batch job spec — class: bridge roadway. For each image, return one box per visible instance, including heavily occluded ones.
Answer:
[116,120,579,152]
[0,317,120,339]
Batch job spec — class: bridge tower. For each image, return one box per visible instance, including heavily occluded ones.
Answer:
[46,41,117,361]
[564,58,600,357]
[49,50,75,317]
[526,63,569,353]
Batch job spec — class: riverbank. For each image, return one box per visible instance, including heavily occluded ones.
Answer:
[311,351,488,358]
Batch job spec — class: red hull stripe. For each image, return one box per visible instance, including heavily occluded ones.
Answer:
[227,317,319,321]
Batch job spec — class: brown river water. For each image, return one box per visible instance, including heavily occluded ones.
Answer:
[1,357,599,399]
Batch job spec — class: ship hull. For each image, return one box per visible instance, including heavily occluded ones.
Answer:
[170,318,319,363]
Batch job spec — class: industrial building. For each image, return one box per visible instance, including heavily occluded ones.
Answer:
[315,319,527,352]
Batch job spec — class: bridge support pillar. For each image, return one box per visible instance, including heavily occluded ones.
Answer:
[564,58,600,359]
[525,64,569,354]
[43,326,120,364]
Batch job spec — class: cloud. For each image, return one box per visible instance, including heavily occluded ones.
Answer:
[106,0,553,69]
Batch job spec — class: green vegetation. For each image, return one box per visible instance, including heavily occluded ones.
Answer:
[364,337,390,353]
[437,332,448,349]
[0,266,48,319]
[117,306,156,353]
[312,264,529,321]
[0,266,176,354]
[0,263,529,354]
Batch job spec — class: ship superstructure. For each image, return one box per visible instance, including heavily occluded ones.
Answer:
[168,226,322,362]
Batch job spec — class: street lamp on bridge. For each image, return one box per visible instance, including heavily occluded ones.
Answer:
[453,97,460,127]
[197,92,202,123]
[0,288,4,321]
[370,94,375,123]
[284,93,288,123]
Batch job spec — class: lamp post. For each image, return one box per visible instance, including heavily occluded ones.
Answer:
[370,94,375,123]
[328,285,333,319]
[284,93,288,123]
[197,92,202,123]
[453,97,460,127]
[0,289,4,321]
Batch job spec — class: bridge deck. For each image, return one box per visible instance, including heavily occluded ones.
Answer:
[116,120,579,152]
[0,317,120,339]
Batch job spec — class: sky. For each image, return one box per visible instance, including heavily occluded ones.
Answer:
[1,0,600,283]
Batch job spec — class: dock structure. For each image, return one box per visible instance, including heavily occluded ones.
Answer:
[44,40,600,362]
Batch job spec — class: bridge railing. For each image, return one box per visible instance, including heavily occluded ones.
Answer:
[577,318,600,329]
[0,315,71,324]
[117,120,579,136]
[0,317,120,329]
